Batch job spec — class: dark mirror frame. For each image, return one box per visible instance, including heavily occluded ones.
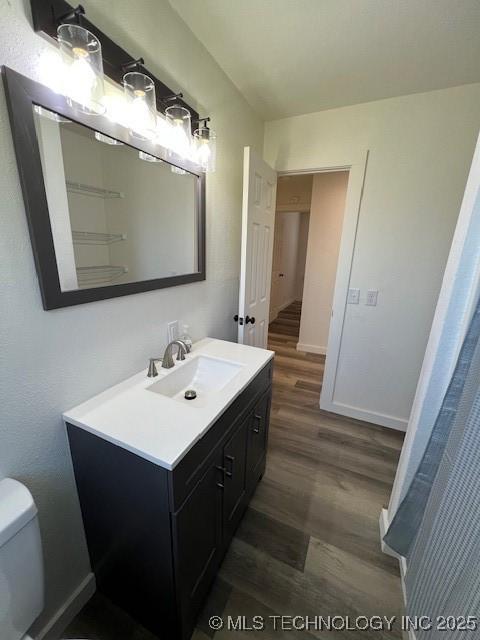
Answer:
[2,66,206,310]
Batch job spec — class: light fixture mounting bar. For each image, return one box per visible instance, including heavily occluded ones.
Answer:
[30,0,199,130]
[57,3,84,24]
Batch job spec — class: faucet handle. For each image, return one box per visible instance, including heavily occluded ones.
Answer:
[147,357,161,378]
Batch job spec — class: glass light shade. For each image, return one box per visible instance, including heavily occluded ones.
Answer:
[165,105,192,159]
[94,131,123,146]
[194,127,216,173]
[139,151,163,163]
[123,71,157,140]
[57,24,105,115]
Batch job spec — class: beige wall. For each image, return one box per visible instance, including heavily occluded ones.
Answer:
[295,212,310,299]
[298,172,348,354]
[276,174,313,212]
[0,0,263,633]
[265,84,480,428]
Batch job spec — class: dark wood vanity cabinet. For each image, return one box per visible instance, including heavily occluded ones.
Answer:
[67,359,272,640]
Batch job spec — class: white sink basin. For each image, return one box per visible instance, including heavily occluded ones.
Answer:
[147,355,244,407]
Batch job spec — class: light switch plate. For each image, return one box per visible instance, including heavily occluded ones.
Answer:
[347,288,360,304]
[167,320,179,343]
[366,289,379,306]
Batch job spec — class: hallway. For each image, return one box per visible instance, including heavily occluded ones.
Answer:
[214,302,406,637]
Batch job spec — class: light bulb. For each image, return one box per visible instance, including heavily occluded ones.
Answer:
[165,105,192,160]
[57,24,105,115]
[123,72,157,140]
[65,54,96,110]
[197,139,211,165]
[193,126,216,172]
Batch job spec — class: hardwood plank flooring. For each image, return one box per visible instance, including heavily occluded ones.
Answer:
[64,301,405,639]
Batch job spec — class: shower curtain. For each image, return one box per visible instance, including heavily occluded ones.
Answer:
[384,294,480,557]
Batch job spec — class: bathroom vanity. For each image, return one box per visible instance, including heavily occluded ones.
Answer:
[64,339,273,640]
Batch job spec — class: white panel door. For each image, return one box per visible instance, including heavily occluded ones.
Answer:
[237,147,277,347]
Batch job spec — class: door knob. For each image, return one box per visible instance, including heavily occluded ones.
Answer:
[233,314,244,325]
[245,316,255,324]
[279,273,284,277]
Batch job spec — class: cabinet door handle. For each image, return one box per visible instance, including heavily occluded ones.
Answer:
[216,464,232,478]
[225,455,235,477]
[253,414,262,434]
[216,482,224,489]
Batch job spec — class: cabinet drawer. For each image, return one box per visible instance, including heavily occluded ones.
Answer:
[168,359,272,511]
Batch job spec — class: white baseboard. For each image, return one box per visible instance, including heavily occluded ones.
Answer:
[35,572,96,640]
[297,342,326,355]
[379,508,401,559]
[320,398,408,431]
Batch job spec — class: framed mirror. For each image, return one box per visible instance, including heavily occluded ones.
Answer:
[2,66,205,310]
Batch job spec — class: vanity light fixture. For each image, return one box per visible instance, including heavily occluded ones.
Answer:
[123,71,157,140]
[57,23,105,115]
[94,131,123,145]
[193,118,216,173]
[32,1,217,170]
[165,105,192,159]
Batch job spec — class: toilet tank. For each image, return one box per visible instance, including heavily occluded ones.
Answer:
[0,479,44,640]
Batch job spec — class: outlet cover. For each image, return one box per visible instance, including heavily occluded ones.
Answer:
[347,288,360,304]
[167,320,179,343]
[366,289,379,306]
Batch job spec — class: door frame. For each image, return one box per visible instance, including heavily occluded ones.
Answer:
[276,150,369,415]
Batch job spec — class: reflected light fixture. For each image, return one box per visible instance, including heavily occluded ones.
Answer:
[165,105,192,159]
[33,104,71,124]
[123,71,157,140]
[138,151,163,163]
[94,131,123,145]
[194,122,216,173]
[57,24,105,115]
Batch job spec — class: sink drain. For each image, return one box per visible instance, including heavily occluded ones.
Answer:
[184,389,197,400]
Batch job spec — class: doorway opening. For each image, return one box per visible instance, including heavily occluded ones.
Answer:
[268,171,350,394]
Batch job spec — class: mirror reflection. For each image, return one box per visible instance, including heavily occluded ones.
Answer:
[33,107,199,291]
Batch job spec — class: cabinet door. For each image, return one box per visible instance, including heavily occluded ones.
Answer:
[223,415,249,541]
[246,390,271,486]
[172,451,223,637]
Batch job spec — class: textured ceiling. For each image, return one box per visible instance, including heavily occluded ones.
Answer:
[169,0,480,120]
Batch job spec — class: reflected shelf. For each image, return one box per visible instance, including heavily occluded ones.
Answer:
[72,230,127,245]
[66,180,124,199]
[76,265,128,285]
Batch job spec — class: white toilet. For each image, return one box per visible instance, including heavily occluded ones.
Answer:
[0,477,46,640]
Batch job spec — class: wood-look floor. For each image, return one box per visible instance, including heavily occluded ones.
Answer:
[65,302,405,640]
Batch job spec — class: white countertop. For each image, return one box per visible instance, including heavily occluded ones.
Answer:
[63,338,274,470]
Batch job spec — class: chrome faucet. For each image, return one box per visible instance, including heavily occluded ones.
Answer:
[161,340,189,369]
